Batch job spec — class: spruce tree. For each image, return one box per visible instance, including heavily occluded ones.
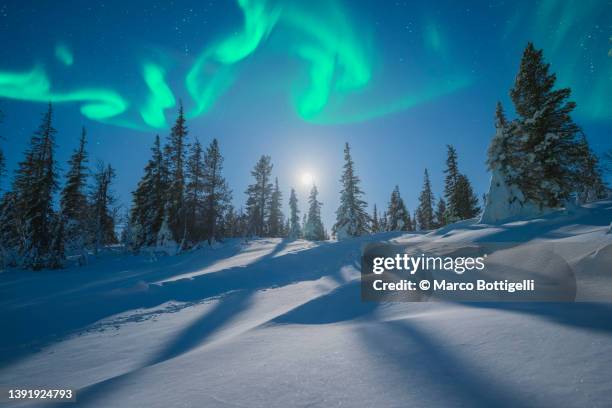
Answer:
[371,204,380,233]
[386,185,412,231]
[303,184,325,241]
[443,145,460,222]
[60,128,89,254]
[13,103,58,269]
[165,103,188,243]
[130,135,167,248]
[575,135,606,203]
[245,155,273,236]
[221,205,237,238]
[288,188,301,239]
[268,178,284,237]
[508,42,588,207]
[380,210,388,232]
[416,169,435,230]
[202,139,231,244]
[455,174,480,219]
[185,137,205,242]
[434,198,447,228]
[0,192,19,267]
[333,143,370,239]
[89,162,117,253]
[48,213,65,269]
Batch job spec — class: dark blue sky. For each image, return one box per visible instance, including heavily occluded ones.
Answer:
[0,0,610,227]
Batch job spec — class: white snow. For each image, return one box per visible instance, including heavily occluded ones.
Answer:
[1,201,611,407]
[480,166,552,223]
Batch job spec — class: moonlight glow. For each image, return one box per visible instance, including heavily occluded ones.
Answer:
[301,172,315,186]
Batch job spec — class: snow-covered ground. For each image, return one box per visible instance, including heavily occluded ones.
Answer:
[1,201,611,407]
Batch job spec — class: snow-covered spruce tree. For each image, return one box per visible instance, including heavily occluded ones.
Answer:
[434,198,447,228]
[386,185,412,231]
[481,101,537,223]
[333,143,370,239]
[371,204,380,233]
[59,128,89,259]
[303,184,325,241]
[508,42,593,207]
[89,162,117,254]
[288,188,301,239]
[245,155,273,237]
[416,169,435,230]
[164,103,188,245]
[267,177,284,237]
[130,135,167,248]
[185,137,205,243]
[202,138,231,244]
[0,192,19,268]
[380,210,388,232]
[12,103,58,270]
[156,204,174,250]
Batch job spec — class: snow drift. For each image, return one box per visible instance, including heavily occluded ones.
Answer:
[0,200,611,408]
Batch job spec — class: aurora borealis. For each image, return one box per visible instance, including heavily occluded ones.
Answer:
[0,0,610,226]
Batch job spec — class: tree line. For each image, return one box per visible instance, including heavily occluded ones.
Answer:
[0,42,608,271]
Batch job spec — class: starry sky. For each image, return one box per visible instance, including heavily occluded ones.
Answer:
[0,0,610,228]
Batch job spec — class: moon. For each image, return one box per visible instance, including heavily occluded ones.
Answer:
[301,172,314,186]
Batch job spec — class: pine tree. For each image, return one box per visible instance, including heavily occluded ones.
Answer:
[303,184,325,241]
[333,143,370,239]
[89,162,117,253]
[416,169,435,230]
[202,139,231,243]
[165,103,188,244]
[371,204,380,233]
[508,42,587,207]
[60,128,89,254]
[386,185,412,231]
[13,103,58,269]
[268,177,284,237]
[130,135,167,248]
[288,188,301,239]
[245,155,273,236]
[434,198,447,228]
[185,137,205,242]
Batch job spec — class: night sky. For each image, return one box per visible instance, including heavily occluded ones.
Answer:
[0,0,610,228]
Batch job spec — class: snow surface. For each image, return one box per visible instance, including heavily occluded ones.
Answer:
[1,201,611,407]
